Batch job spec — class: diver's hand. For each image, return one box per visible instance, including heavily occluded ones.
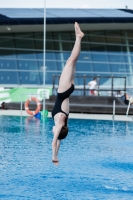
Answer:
[52,157,59,166]
[52,156,59,162]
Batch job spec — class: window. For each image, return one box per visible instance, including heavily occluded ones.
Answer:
[0,71,18,84]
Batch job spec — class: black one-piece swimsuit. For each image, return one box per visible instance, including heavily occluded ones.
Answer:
[52,84,74,119]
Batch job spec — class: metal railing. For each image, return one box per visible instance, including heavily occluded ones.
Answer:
[52,75,126,96]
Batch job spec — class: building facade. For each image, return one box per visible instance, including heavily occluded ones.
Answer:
[0,8,133,95]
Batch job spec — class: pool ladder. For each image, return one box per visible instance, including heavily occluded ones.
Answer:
[112,98,133,121]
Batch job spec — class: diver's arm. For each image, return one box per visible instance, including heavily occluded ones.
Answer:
[52,124,62,162]
[56,139,61,157]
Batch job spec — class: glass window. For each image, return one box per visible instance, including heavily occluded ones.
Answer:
[108,52,126,63]
[55,52,61,60]
[74,73,86,85]
[113,77,125,89]
[90,43,106,52]
[77,62,93,72]
[129,46,133,57]
[0,60,17,69]
[18,60,38,70]
[93,63,110,73]
[126,74,133,87]
[19,71,40,84]
[46,41,59,51]
[16,50,36,59]
[0,35,15,48]
[89,35,106,43]
[62,52,71,61]
[34,39,43,50]
[46,41,54,50]
[128,39,133,46]
[0,71,18,84]
[38,62,53,84]
[15,33,34,38]
[47,58,65,72]
[81,42,90,51]
[75,73,94,80]
[37,61,43,71]
[124,52,130,63]
[42,72,58,84]
[78,52,92,62]
[34,33,43,60]
[106,44,123,52]
[46,60,57,71]
[36,51,43,60]
[0,30,133,87]
[15,33,37,60]
[56,61,64,71]
[60,32,72,40]
[34,32,43,40]
[126,31,133,38]
[38,69,43,85]
[105,30,121,40]
[53,32,59,40]
[120,31,127,45]
[106,36,122,44]
[46,52,56,60]
[46,32,53,40]
[122,45,127,52]
[81,33,89,42]
[91,52,108,62]
[15,33,35,49]
[54,51,67,64]
[0,49,16,59]
[62,42,73,51]
[88,30,105,37]
[110,64,130,73]
[55,52,70,67]
[99,76,112,87]
[131,56,133,63]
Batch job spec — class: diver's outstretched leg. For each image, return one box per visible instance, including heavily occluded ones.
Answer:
[58,22,84,93]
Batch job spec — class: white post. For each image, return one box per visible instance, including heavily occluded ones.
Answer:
[21,94,23,126]
[43,0,46,117]
[21,94,23,117]
[126,101,131,116]
[112,100,115,120]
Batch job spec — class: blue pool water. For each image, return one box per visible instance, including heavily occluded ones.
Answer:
[0,116,133,200]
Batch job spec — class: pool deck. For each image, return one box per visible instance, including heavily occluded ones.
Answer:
[0,110,133,121]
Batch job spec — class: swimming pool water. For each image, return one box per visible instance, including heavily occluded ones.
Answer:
[0,116,133,200]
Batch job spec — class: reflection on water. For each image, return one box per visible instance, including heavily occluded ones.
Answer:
[25,116,41,135]
[0,116,133,199]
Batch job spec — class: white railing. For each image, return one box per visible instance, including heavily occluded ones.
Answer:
[126,99,133,120]
[112,100,115,120]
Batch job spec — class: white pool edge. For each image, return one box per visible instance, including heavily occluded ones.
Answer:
[0,110,133,122]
